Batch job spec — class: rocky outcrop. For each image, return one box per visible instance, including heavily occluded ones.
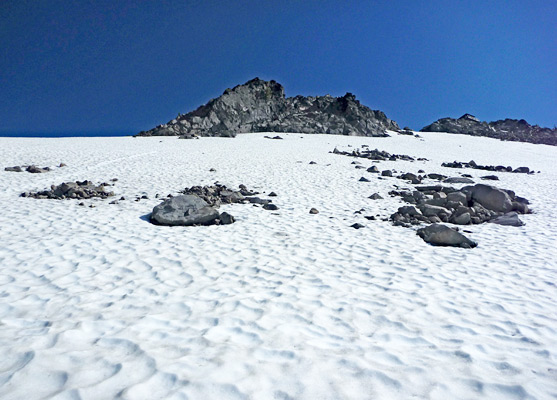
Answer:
[421,114,557,146]
[136,78,399,137]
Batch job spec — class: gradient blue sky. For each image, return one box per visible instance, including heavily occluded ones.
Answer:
[1,0,555,134]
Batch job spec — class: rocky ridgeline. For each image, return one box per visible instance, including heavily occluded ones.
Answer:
[151,184,278,226]
[21,180,115,200]
[421,113,557,146]
[136,78,399,137]
[442,159,534,174]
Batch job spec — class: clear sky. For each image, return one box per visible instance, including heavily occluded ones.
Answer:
[1,0,555,135]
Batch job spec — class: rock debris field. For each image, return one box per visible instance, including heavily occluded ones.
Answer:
[0,131,556,400]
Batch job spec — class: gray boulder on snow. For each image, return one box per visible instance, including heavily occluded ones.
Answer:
[488,212,525,227]
[150,195,220,226]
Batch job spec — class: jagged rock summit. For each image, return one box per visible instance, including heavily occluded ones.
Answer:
[136,78,399,137]
[421,114,557,146]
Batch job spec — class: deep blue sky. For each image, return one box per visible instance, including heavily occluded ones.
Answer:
[1,0,555,135]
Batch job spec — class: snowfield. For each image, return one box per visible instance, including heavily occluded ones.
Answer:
[0,132,556,400]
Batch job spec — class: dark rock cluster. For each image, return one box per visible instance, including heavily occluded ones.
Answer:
[151,184,278,226]
[5,164,66,173]
[442,159,534,174]
[332,146,421,161]
[389,183,529,228]
[136,78,399,137]
[21,180,115,200]
[421,113,557,146]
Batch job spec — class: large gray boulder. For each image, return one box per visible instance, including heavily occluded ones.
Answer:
[136,78,399,137]
[463,184,513,213]
[417,224,477,248]
[150,195,220,226]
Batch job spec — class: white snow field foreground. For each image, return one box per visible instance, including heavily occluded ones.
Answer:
[0,132,556,400]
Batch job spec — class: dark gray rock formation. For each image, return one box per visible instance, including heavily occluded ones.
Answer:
[417,224,477,248]
[389,184,530,228]
[151,195,220,226]
[421,114,556,146]
[137,78,399,137]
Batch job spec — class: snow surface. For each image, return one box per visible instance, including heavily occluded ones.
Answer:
[0,132,556,400]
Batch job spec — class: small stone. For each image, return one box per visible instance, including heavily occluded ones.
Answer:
[263,203,279,211]
[350,223,365,229]
[359,177,371,182]
[309,208,319,214]
[368,193,383,200]
[268,192,277,197]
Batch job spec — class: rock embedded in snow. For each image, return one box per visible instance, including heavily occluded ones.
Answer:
[417,224,478,248]
[136,78,399,137]
[150,195,220,226]
[368,193,383,200]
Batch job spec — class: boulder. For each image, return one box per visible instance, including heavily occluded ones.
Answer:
[464,184,513,213]
[417,224,477,248]
[4,166,23,172]
[367,166,379,173]
[381,170,393,177]
[368,193,383,200]
[150,195,220,226]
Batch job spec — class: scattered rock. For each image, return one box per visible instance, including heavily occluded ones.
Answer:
[367,166,379,173]
[263,203,279,211]
[381,170,393,177]
[264,135,283,140]
[368,193,383,200]
[268,192,277,197]
[351,223,365,229]
[359,177,371,182]
[4,166,23,172]
[309,208,319,214]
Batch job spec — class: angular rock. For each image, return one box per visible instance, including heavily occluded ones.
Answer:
[309,208,319,214]
[368,193,383,200]
[218,212,235,225]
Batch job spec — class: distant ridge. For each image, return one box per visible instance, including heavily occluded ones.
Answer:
[421,114,557,146]
[136,78,399,137]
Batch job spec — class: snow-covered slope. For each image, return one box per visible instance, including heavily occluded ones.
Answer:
[0,132,556,399]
